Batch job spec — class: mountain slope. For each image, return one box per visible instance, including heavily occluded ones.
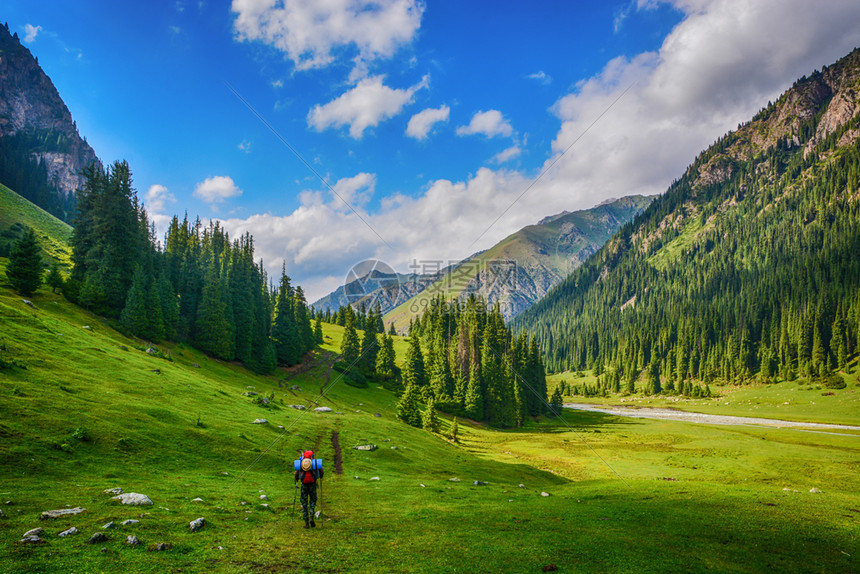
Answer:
[0,22,99,220]
[0,181,72,265]
[515,48,860,382]
[383,195,653,332]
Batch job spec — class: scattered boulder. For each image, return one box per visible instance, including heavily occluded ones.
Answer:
[58,527,78,537]
[111,493,153,506]
[24,527,44,537]
[314,406,333,413]
[251,419,268,424]
[0,509,5,518]
[260,503,269,509]
[154,543,171,551]
[22,299,34,308]
[260,397,270,405]
[370,477,381,481]
[104,487,124,495]
[541,492,551,497]
[126,535,140,546]
[145,347,157,355]
[374,413,382,417]
[40,507,87,520]
[288,405,306,410]
[277,425,285,429]
[390,446,398,450]
[189,517,205,532]
[87,532,109,544]
[20,535,43,544]
[810,488,823,494]
[290,385,301,391]
[353,444,378,451]
[82,325,91,330]
[191,497,204,503]
[103,521,115,529]
[473,481,488,486]
[121,519,140,526]
[260,494,268,501]
[518,484,525,488]
[242,391,258,396]
[449,478,460,482]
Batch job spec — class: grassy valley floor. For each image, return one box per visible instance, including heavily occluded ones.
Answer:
[0,274,858,573]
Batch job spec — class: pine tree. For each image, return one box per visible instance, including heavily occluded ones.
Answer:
[5,226,43,296]
[45,262,64,293]
[403,331,427,388]
[272,268,301,365]
[397,383,422,427]
[375,333,397,380]
[464,362,483,420]
[359,322,379,374]
[422,395,439,433]
[313,314,324,344]
[450,416,459,443]
[120,267,148,336]
[388,323,397,336]
[549,386,563,416]
[341,310,361,365]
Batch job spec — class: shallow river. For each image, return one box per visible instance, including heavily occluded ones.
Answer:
[563,403,860,431]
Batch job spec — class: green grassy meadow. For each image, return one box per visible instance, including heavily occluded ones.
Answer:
[1,263,858,573]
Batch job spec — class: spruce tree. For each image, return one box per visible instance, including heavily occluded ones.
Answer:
[422,395,440,433]
[450,416,459,443]
[341,310,361,365]
[403,331,427,388]
[314,314,324,344]
[464,362,483,420]
[397,383,422,427]
[549,386,563,416]
[5,226,43,296]
[45,262,64,293]
[359,322,379,374]
[376,333,397,380]
[272,268,301,365]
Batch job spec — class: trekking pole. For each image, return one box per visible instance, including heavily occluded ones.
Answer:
[318,478,322,528]
[290,480,298,526]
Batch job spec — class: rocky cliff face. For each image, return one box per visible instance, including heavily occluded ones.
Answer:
[0,23,99,197]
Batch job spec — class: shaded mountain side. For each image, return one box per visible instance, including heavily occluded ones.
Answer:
[0,22,100,220]
[515,47,860,384]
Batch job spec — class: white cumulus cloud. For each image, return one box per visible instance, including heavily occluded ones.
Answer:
[406,105,450,140]
[231,0,424,71]
[492,145,521,164]
[456,110,514,138]
[23,24,42,43]
[308,75,429,138]
[194,176,243,204]
[526,70,552,85]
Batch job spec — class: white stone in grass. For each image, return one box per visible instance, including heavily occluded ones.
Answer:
[0,509,5,518]
[111,493,153,506]
[192,498,204,503]
[370,477,380,481]
[420,484,425,488]
[541,492,551,497]
[104,487,124,495]
[87,532,108,544]
[288,405,306,410]
[473,481,488,486]
[251,419,268,424]
[809,488,823,493]
[260,495,268,501]
[103,521,115,529]
[126,535,140,546]
[314,407,333,413]
[448,478,460,482]
[24,527,43,537]
[20,535,43,543]
[58,527,78,537]
[189,517,205,532]
[40,507,87,519]
[122,519,140,526]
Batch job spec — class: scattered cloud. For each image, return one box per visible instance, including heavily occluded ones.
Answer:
[492,145,521,164]
[170,25,182,34]
[406,105,450,140]
[194,176,243,204]
[238,140,251,153]
[456,110,513,138]
[271,79,284,88]
[144,184,176,237]
[225,0,860,302]
[231,0,424,71]
[526,70,552,85]
[308,75,429,138]
[23,24,42,43]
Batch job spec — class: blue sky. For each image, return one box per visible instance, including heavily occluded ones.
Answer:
[5,1,860,300]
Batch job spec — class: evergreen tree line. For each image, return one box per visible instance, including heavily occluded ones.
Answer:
[515,82,860,390]
[396,294,549,428]
[334,303,398,389]
[0,130,78,222]
[65,160,316,373]
[319,301,396,336]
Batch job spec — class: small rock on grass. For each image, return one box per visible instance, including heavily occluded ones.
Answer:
[473,481,488,486]
[810,488,823,493]
[192,497,204,503]
[87,532,109,544]
[154,542,171,551]
[251,418,268,424]
[189,517,205,532]
[20,535,43,544]
[369,477,380,481]
[126,535,140,546]
[103,521,115,529]
[0,509,6,518]
[58,527,78,537]
[40,507,87,519]
[104,488,124,495]
[314,407,332,413]
[122,519,140,526]
[111,493,153,506]
[449,478,460,482]
[24,527,44,537]
[541,492,551,497]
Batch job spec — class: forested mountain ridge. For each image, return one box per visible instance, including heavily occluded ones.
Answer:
[382,195,653,332]
[0,23,99,221]
[515,47,860,386]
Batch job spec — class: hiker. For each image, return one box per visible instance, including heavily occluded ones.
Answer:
[295,450,323,528]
